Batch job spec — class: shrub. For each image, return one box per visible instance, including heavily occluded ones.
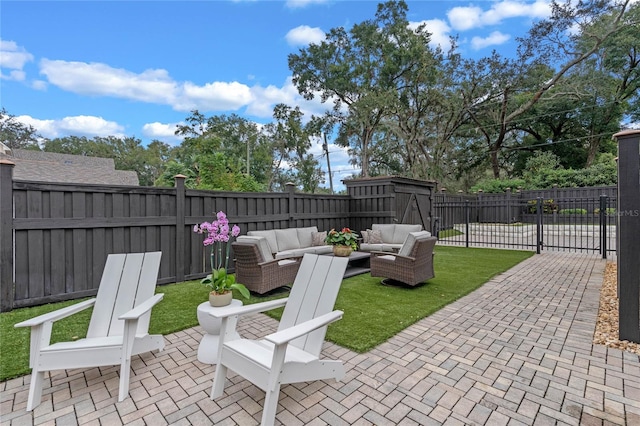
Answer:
[470,178,527,193]
[594,208,617,216]
[527,199,558,214]
[559,208,587,215]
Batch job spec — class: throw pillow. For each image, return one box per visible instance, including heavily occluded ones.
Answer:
[368,229,383,244]
[361,230,369,243]
[311,231,327,246]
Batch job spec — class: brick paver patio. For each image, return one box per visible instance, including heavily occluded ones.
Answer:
[2,252,639,425]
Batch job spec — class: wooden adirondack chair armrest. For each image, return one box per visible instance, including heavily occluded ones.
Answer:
[119,294,164,321]
[265,310,344,346]
[209,298,289,320]
[14,298,97,329]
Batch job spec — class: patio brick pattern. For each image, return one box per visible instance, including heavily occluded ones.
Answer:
[2,252,639,425]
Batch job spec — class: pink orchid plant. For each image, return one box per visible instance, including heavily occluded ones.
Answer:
[194,211,249,299]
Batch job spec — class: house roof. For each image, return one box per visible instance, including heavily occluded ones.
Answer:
[0,147,139,186]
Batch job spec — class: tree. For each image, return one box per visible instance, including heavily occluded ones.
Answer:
[289,1,421,177]
[383,43,468,183]
[262,104,323,192]
[154,160,197,188]
[0,108,40,150]
[458,0,637,178]
[571,1,640,165]
[172,110,271,191]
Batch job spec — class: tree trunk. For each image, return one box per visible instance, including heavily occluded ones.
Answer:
[491,150,500,179]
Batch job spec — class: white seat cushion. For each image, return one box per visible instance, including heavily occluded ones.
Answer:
[377,254,396,261]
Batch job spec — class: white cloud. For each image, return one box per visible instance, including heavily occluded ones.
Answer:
[31,80,47,91]
[5,69,26,81]
[246,77,331,119]
[410,19,453,51]
[16,115,125,139]
[142,122,184,145]
[40,59,179,104]
[179,81,253,111]
[447,6,484,31]
[37,59,324,118]
[0,39,33,81]
[246,83,294,117]
[471,31,511,50]
[285,0,328,9]
[448,0,551,31]
[286,25,325,46]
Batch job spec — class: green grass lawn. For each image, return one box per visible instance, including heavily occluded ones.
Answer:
[437,228,464,238]
[0,246,533,381]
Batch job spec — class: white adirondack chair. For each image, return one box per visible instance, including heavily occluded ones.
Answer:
[210,253,349,426]
[14,251,165,411]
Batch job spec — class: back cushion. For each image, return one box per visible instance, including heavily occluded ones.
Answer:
[247,230,278,254]
[398,233,418,257]
[392,224,422,244]
[367,229,383,244]
[236,236,274,261]
[311,231,327,246]
[398,231,432,257]
[372,224,395,243]
[296,226,318,248]
[275,228,301,252]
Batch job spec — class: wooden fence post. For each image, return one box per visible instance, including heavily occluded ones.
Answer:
[614,129,640,343]
[174,174,186,284]
[286,182,296,228]
[0,160,15,312]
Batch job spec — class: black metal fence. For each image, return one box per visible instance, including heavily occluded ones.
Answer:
[434,189,617,257]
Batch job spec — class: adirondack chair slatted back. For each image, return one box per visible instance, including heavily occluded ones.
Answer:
[278,254,348,356]
[87,252,162,338]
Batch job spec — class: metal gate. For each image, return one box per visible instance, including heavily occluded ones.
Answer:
[434,195,617,258]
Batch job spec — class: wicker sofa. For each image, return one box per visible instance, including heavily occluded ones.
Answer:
[370,232,436,286]
[242,226,333,259]
[359,223,427,252]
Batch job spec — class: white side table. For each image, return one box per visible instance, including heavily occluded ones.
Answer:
[196,299,242,364]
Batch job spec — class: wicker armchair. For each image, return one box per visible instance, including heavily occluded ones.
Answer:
[231,241,302,294]
[370,235,436,286]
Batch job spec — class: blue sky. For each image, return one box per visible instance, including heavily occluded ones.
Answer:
[1,0,552,188]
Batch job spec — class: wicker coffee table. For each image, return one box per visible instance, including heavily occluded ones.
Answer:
[322,251,370,278]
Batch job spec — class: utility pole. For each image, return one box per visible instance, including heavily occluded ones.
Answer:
[244,134,250,175]
[323,133,334,194]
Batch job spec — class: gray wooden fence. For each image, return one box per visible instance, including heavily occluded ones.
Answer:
[0,165,435,311]
[614,129,640,343]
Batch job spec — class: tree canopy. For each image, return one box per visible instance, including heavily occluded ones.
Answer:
[3,0,637,193]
